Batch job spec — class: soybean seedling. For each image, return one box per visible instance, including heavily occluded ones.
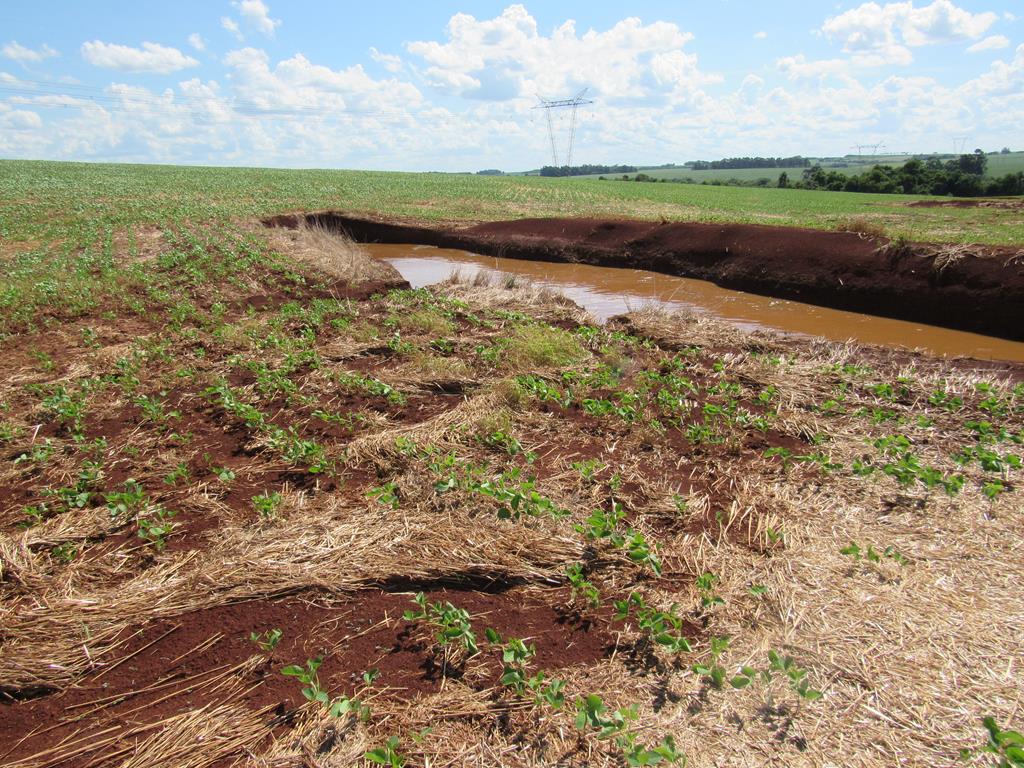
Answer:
[566,562,601,607]
[959,716,1024,766]
[404,592,479,661]
[766,650,822,702]
[365,736,406,768]
[137,508,177,551]
[250,628,283,652]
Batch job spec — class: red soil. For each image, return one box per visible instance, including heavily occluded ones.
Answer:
[0,586,616,766]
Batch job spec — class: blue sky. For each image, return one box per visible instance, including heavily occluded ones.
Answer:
[1,1,1021,170]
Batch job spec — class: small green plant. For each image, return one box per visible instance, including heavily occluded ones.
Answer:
[566,563,601,607]
[368,481,401,509]
[960,716,1024,766]
[137,507,177,551]
[615,731,687,766]
[575,694,637,739]
[212,465,236,482]
[614,593,692,653]
[163,462,191,485]
[840,542,909,566]
[573,458,605,482]
[253,491,282,519]
[106,479,147,520]
[250,628,282,651]
[692,636,732,690]
[695,572,725,609]
[281,657,326,703]
[365,736,406,768]
[51,542,79,562]
[766,650,822,701]
[404,592,479,656]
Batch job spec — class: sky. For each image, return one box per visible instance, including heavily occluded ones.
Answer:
[1,0,1022,171]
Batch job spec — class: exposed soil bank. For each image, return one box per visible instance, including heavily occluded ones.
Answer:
[264,213,1024,341]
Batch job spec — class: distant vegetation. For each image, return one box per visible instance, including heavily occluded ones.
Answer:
[689,156,811,171]
[540,164,638,177]
[792,153,1024,197]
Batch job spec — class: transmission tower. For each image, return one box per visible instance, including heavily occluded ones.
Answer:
[953,135,970,154]
[534,88,593,168]
[851,142,886,158]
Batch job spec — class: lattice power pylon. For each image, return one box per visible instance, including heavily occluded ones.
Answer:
[534,88,593,168]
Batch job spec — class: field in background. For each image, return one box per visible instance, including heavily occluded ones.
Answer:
[569,152,1024,183]
[2,159,1023,247]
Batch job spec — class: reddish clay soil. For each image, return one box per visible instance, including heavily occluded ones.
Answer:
[0,587,617,767]
[265,213,1024,341]
[908,198,1024,209]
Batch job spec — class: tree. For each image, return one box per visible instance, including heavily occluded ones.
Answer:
[778,171,789,188]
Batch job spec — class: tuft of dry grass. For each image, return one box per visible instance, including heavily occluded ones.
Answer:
[261,218,402,285]
[835,215,889,239]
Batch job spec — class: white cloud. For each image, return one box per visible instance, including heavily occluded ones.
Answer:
[754,31,768,40]
[232,0,281,38]
[2,41,59,63]
[777,54,854,79]
[405,4,718,105]
[370,47,403,73]
[81,41,199,74]
[188,33,206,52]
[1,108,42,128]
[222,18,243,41]
[224,47,423,114]
[822,0,997,64]
[967,34,1010,53]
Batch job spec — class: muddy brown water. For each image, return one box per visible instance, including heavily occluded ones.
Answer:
[367,243,1024,362]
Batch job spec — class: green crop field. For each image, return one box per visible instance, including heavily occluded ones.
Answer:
[1,159,1022,247]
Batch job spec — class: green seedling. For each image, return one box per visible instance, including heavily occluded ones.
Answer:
[368,482,401,509]
[527,672,567,710]
[137,507,177,551]
[766,650,822,701]
[250,628,282,652]
[566,563,601,607]
[614,593,692,653]
[163,462,191,485]
[692,636,732,690]
[106,479,147,520]
[840,542,909,566]
[15,438,55,465]
[485,630,537,695]
[253,491,282,519]
[404,592,479,655]
[574,695,637,739]
[282,657,328,704]
[573,458,605,482]
[52,542,79,562]
[615,732,687,766]
[959,717,1024,766]
[365,736,406,768]
[695,572,724,609]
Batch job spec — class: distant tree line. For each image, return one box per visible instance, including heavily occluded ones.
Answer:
[689,156,811,171]
[788,152,1024,196]
[540,164,638,177]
